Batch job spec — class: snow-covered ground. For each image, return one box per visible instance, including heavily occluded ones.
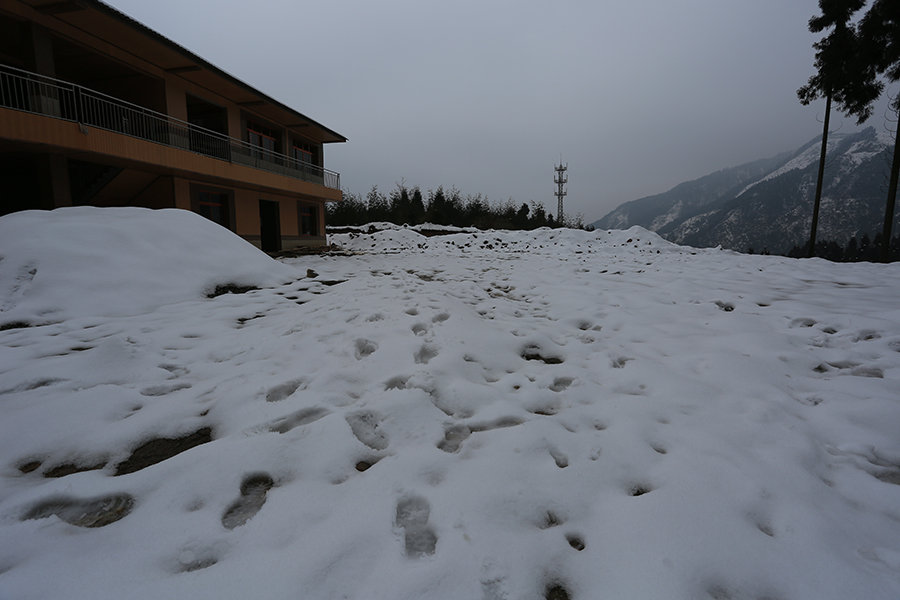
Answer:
[1,208,900,600]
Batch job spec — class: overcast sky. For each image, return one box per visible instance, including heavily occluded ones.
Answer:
[106,0,896,223]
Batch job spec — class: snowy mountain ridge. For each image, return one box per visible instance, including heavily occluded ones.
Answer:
[733,136,833,198]
[594,127,896,253]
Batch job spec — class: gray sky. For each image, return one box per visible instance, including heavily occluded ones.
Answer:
[106,0,896,223]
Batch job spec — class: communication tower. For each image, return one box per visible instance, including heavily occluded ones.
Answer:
[554,160,567,225]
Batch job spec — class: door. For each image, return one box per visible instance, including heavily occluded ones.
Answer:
[259,199,281,252]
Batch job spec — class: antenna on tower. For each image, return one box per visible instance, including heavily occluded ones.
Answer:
[554,159,567,226]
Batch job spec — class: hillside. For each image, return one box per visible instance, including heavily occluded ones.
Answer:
[594,127,897,254]
[1,210,900,600]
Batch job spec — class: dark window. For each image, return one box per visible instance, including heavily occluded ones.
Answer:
[291,140,317,166]
[298,203,318,236]
[292,146,313,165]
[193,188,233,230]
[247,122,278,159]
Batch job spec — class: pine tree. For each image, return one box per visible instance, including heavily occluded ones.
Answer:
[798,0,879,258]
[409,187,425,224]
[859,0,900,261]
[389,183,412,225]
[801,0,899,261]
[366,186,389,222]
[515,203,530,229]
[426,187,449,225]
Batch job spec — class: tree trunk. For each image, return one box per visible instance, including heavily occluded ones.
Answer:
[809,93,831,258]
[881,109,900,262]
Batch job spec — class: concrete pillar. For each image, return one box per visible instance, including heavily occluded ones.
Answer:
[27,24,56,76]
[48,155,71,207]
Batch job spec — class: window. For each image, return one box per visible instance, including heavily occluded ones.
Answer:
[292,141,316,166]
[298,203,318,236]
[292,146,313,165]
[193,188,233,230]
[247,122,278,160]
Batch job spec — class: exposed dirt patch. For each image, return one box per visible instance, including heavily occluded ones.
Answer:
[114,427,213,475]
[24,493,134,527]
[18,460,42,474]
[44,459,107,478]
[206,284,258,298]
[522,344,564,364]
[545,582,571,600]
[0,321,31,331]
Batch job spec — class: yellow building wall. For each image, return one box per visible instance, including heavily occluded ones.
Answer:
[281,198,299,237]
[234,189,259,237]
[174,178,191,210]
[165,81,189,122]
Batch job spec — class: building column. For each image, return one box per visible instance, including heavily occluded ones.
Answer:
[47,155,71,207]
[26,23,56,75]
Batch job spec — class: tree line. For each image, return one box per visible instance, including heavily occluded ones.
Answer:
[782,232,900,262]
[327,184,592,231]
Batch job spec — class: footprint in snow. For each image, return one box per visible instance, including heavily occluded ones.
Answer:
[610,356,632,369]
[437,424,472,453]
[265,378,308,402]
[221,473,274,529]
[159,363,190,378]
[395,495,437,557]
[346,411,389,450]
[549,377,574,391]
[565,533,586,551]
[2,263,37,311]
[521,344,564,364]
[140,382,192,397]
[354,338,378,359]
[790,317,816,328]
[23,493,134,527]
[174,543,221,573]
[539,510,564,529]
[853,330,881,342]
[268,407,329,434]
[548,446,569,468]
[414,344,439,364]
[629,483,654,497]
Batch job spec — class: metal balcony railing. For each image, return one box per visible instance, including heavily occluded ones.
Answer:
[0,64,340,190]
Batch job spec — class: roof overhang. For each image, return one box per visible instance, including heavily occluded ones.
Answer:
[17,0,348,144]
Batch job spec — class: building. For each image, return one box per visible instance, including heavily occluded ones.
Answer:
[0,0,346,250]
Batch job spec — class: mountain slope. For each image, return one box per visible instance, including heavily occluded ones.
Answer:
[594,127,896,253]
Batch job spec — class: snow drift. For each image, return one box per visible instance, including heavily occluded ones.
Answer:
[1,208,900,600]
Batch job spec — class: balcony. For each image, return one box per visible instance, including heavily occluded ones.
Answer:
[0,64,340,190]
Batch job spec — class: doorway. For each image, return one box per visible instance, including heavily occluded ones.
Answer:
[259,199,281,252]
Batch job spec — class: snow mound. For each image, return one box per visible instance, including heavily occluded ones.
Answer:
[0,207,294,323]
